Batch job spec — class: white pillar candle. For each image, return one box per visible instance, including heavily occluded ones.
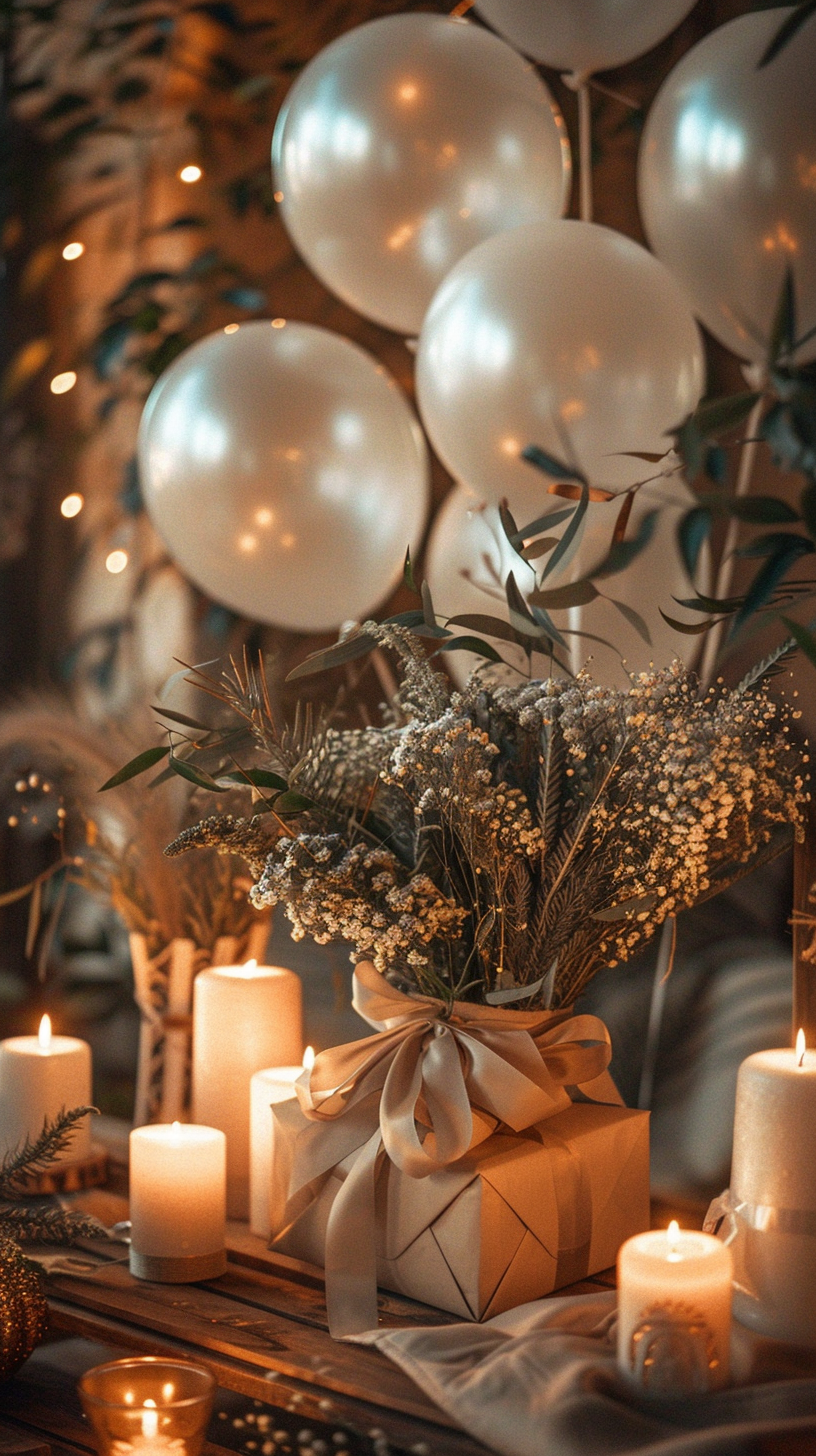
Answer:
[0,1015,92,1163]
[617,1222,732,1394]
[192,961,302,1219]
[249,1047,314,1238]
[729,1031,816,1344]
[129,1122,226,1282]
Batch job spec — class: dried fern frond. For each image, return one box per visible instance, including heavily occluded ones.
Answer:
[0,1107,97,1197]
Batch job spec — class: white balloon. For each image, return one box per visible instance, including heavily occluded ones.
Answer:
[426,479,701,690]
[272,14,570,336]
[138,322,429,633]
[474,0,697,75]
[415,220,705,502]
[638,9,816,363]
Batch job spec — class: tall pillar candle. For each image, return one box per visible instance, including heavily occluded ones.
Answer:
[618,1222,732,1394]
[192,962,302,1219]
[0,1015,92,1163]
[129,1122,226,1282]
[729,1032,816,1344]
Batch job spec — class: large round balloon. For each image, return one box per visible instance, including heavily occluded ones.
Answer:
[426,478,700,689]
[138,321,429,633]
[474,0,697,75]
[272,14,570,336]
[415,220,705,502]
[639,9,816,363]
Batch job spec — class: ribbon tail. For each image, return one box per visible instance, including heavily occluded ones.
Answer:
[324,1128,382,1338]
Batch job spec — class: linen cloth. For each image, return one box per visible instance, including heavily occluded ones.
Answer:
[352,1291,816,1456]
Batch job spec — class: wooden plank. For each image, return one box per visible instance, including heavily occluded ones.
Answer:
[224,1225,461,1330]
[45,1302,488,1456]
[42,1264,466,1429]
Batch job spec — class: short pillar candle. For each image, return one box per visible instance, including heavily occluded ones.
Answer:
[249,1048,314,1239]
[192,961,302,1219]
[129,1123,227,1283]
[729,1031,816,1344]
[617,1222,732,1394]
[0,1015,92,1164]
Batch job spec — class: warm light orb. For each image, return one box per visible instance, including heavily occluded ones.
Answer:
[303,1045,316,1071]
[179,164,202,184]
[60,492,84,518]
[224,323,239,334]
[50,370,77,395]
[797,1027,807,1066]
[38,1014,52,1051]
[105,549,129,574]
[271,318,286,328]
[62,241,84,261]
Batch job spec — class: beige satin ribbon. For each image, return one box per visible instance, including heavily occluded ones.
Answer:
[272,961,622,1337]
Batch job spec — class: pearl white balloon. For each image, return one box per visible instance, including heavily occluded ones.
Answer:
[138,322,429,633]
[272,14,570,336]
[416,220,705,502]
[474,0,697,75]
[426,479,701,690]
[639,9,816,364]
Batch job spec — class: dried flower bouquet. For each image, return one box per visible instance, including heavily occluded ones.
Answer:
[111,625,807,1011]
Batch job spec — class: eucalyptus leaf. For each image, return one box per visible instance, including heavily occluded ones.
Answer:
[585,510,658,581]
[99,744,169,790]
[498,498,519,543]
[150,706,210,731]
[529,579,598,610]
[609,598,652,645]
[677,507,712,578]
[732,537,816,631]
[168,756,222,791]
[521,444,587,485]
[519,536,559,561]
[219,768,288,792]
[437,636,505,663]
[693,391,763,438]
[273,790,313,813]
[769,266,797,363]
[759,0,816,67]
[659,609,720,635]
[509,507,574,545]
[737,530,815,559]
[726,495,799,524]
[286,633,376,681]
[446,613,529,646]
[780,616,816,669]
[540,480,589,581]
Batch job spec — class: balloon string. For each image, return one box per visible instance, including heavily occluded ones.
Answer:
[563,72,594,223]
[697,373,766,685]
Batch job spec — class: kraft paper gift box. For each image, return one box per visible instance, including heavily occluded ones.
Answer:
[268,960,649,1335]
[273,1100,650,1323]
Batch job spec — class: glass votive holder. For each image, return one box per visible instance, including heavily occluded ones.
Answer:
[79,1357,215,1456]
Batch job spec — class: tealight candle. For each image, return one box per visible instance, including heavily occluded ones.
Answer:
[129,1123,226,1283]
[79,1356,215,1456]
[192,961,302,1219]
[0,1014,92,1163]
[249,1047,315,1238]
[617,1222,732,1394]
[728,1029,816,1344]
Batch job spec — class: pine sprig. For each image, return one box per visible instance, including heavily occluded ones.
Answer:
[0,1106,97,1197]
[0,1203,106,1246]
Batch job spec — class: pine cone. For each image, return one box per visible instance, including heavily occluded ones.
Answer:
[0,1236,49,1380]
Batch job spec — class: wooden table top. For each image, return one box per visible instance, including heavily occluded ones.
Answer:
[0,1126,704,1456]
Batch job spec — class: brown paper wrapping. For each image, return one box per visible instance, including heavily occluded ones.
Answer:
[274,1101,650,1321]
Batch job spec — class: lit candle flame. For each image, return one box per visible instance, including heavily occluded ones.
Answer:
[797,1027,806,1066]
[667,1219,681,1258]
[142,1398,159,1439]
[303,1046,315,1071]
[38,1014,52,1052]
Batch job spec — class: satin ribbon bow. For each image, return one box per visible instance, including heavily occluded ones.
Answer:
[271,961,621,1337]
